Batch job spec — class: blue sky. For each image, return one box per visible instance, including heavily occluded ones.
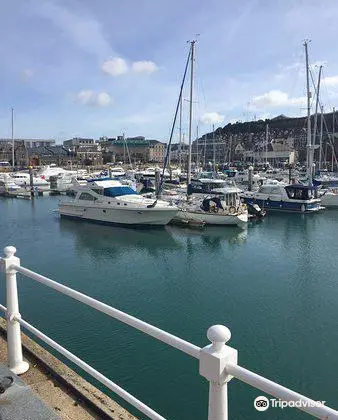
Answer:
[1,0,338,142]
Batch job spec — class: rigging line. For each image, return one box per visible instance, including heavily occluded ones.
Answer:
[193,53,207,112]
[320,68,334,110]
[157,46,191,197]
[322,115,338,168]
[311,69,338,131]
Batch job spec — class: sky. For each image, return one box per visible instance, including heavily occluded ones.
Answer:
[1,0,338,143]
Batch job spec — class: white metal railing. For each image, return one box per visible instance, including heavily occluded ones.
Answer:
[0,246,337,420]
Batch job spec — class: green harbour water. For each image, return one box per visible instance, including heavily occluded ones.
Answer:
[0,196,337,420]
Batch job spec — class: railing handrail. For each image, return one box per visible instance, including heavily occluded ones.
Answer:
[227,363,338,419]
[11,263,201,359]
[1,249,338,420]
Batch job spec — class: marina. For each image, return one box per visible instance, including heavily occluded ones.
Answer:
[1,2,338,418]
[0,195,337,419]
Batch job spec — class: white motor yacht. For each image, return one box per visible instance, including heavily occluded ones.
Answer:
[0,174,22,195]
[11,173,50,191]
[59,178,178,226]
[37,165,69,181]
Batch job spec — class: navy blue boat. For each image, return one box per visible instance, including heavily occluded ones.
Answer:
[240,181,322,213]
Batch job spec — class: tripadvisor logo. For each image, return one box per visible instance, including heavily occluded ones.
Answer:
[254,396,269,411]
[254,396,326,411]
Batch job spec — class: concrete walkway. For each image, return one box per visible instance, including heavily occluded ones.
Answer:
[0,363,60,420]
[0,320,137,420]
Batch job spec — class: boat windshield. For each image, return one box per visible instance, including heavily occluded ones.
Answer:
[103,186,138,197]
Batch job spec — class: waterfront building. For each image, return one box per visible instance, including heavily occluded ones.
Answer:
[0,139,56,167]
[148,140,166,163]
[63,138,103,166]
[108,137,167,163]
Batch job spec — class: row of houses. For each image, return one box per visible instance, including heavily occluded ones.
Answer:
[0,136,169,167]
[0,133,302,168]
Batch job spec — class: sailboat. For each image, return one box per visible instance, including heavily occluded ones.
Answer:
[169,41,248,227]
[241,42,323,213]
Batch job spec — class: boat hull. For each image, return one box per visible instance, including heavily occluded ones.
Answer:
[59,203,178,226]
[241,197,321,212]
[175,210,248,226]
[319,192,338,208]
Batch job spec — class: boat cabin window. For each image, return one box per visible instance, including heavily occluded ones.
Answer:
[285,187,317,200]
[91,188,103,195]
[224,193,237,206]
[79,192,97,201]
[259,186,272,194]
[103,186,138,197]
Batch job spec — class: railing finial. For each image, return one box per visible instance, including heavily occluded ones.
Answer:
[4,246,17,258]
[207,325,231,352]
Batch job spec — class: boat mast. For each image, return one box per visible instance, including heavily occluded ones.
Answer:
[179,94,182,169]
[203,134,207,168]
[11,107,14,170]
[187,40,195,186]
[212,124,216,172]
[319,105,324,171]
[265,123,269,166]
[312,65,322,172]
[304,40,312,184]
[332,107,335,172]
[228,134,232,166]
[196,125,199,168]
[123,132,126,164]
[123,134,132,167]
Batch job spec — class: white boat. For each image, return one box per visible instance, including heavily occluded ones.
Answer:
[318,188,338,208]
[240,180,322,212]
[37,165,87,181]
[10,173,50,191]
[59,178,178,226]
[36,165,69,180]
[173,184,248,227]
[0,174,22,195]
[137,167,170,178]
[106,166,126,177]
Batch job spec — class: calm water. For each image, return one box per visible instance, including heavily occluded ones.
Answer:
[0,196,337,420]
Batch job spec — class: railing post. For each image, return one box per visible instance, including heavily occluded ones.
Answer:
[3,246,29,374]
[199,325,238,420]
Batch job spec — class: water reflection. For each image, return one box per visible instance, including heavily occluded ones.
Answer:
[58,218,181,258]
[168,225,248,250]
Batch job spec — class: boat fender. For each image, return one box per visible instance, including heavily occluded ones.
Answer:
[229,206,236,214]
[301,204,306,213]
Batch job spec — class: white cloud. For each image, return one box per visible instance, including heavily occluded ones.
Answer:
[251,90,305,108]
[132,61,158,74]
[323,75,338,87]
[75,90,112,107]
[97,92,112,107]
[200,112,225,125]
[102,57,128,76]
